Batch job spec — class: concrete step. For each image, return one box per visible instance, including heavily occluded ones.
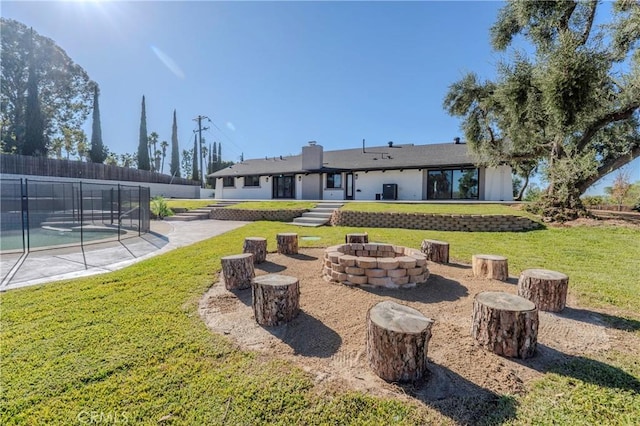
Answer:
[164,215,200,221]
[179,211,211,219]
[292,217,330,225]
[309,208,338,214]
[301,212,333,218]
[315,203,343,208]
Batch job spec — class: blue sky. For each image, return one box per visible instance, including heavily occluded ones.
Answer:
[3,1,638,193]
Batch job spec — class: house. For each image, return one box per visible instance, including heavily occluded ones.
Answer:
[209,141,513,201]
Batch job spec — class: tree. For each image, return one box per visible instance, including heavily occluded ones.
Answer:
[444,0,640,220]
[1,18,94,154]
[148,131,159,172]
[192,134,199,181]
[160,140,168,174]
[605,170,633,210]
[105,152,118,166]
[181,148,192,178]
[88,84,107,163]
[137,95,150,170]
[169,109,180,177]
[23,29,46,156]
[120,153,136,168]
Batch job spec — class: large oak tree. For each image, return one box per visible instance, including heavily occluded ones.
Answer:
[444,0,639,220]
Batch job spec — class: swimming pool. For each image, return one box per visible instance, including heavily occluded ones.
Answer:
[0,227,124,252]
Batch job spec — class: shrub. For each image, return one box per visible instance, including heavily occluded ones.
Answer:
[151,196,173,219]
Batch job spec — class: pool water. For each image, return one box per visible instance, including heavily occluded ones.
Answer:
[0,228,122,251]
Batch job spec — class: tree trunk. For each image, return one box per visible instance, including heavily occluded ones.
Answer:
[518,269,569,312]
[471,291,538,359]
[420,239,449,263]
[276,233,298,255]
[345,233,368,244]
[243,237,267,263]
[252,274,300,326]
[367,301,434,382]
[472,254,508,281]
[221,253,254,290]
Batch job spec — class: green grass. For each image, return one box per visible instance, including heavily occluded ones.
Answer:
[165,199,216,211]
[228,201,316,210]
[341,202,534,217]
[2,221,639,424]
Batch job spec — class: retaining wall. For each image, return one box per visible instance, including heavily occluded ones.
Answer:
[209,208,308,222]
[330,210,540,232]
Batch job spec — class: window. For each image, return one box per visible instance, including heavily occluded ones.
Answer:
[427,168,478,200]
[244,175,260,187]
[326,172,342,189]
[222,176,235,187]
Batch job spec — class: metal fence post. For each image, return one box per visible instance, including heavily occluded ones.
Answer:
[79,181,84,247]
[117,184,121,242]
[138,186,142,236]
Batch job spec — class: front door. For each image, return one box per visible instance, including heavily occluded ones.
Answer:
[273,175,295,199]
[345,173,354,200]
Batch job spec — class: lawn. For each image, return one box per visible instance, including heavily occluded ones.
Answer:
[165,199,216,211]
[1,220,639,424]
[227,201,316,210]
[341,201,534,217]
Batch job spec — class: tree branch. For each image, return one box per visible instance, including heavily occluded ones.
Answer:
[576,144,640,194]
[575,101,640,152]
[559,1,577,32]
[579,0,598,46]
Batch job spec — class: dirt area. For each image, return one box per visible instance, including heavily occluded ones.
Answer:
[199,248,638,422]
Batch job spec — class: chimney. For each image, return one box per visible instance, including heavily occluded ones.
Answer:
[302,141,323,170]
[388,141,394,148]
[454,137,461,144]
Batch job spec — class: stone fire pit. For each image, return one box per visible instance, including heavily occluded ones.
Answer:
[322,243,429,289]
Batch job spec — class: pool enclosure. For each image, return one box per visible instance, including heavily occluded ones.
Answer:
[1,178,151,252]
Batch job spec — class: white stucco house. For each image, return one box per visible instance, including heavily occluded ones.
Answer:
[209,141,513,202]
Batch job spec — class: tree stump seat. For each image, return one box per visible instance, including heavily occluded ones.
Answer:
[471,291,538,359]
[420,239,450,263]
[243,237,267,263]
[472,254,508,281]
[221,253,255,290]
[252,274,300,326]
[345,233,369,244]
[518,269,569,312]
[367,301,434,382]
[276,233,298,255]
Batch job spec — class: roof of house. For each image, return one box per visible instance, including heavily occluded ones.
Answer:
[209,142,475,178]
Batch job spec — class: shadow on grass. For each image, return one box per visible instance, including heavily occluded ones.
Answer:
[261,310,341,358]
[520,344,640,394]
[402,363,517,425]
[558,307,640,332]
[361,274,468,303]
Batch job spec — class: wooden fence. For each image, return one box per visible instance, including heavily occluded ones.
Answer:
[0,154,199,186]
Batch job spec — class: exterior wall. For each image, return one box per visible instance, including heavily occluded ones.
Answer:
[352,170,422,201]
[483,165,513,201]
[214,176,271,199]
[300,174,322,199]
[1,173,200,198]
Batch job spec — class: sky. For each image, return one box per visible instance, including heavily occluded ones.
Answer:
[2,0,638,194]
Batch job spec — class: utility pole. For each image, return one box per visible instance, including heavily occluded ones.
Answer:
[193,115,210,188]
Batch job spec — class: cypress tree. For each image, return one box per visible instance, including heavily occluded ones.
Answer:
[217,142,221,166]
[192,133,199,181]
[89,84,107,163]
[23,29,46,156]
[169,109,180,177]
[137,95,150,170]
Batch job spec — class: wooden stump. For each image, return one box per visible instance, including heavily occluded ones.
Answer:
[471,291,538,359]
[345,233,369,244]
[518,269,569,312]
[252,274,300,326]
[420,239,449,263]
[243,237,267,263]
[221,253,255,290]
[367,301,434,382]
[472,254,508,281]
[276,233,298,255]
